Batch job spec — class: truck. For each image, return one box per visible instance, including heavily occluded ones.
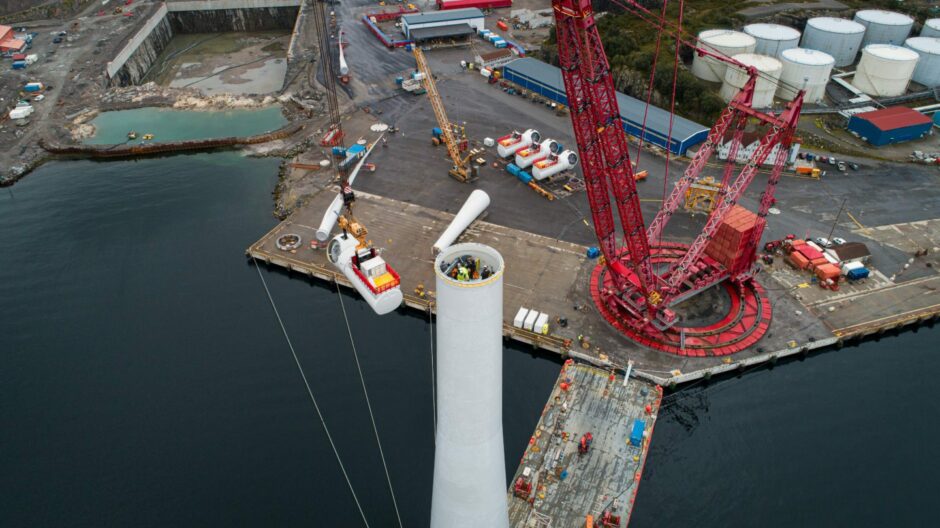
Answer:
[795,165,822,178]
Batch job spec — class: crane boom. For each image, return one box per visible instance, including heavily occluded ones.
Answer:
[413,46,473,182]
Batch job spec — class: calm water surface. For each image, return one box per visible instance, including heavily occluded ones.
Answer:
[85,107,287,145]
[0,153,936,527]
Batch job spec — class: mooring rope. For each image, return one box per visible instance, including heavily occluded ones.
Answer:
[335,284,404,528]
[251,258,371,528]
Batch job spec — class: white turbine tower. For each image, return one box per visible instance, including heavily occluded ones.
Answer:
[430,243,509,528]
[338,31,349,76]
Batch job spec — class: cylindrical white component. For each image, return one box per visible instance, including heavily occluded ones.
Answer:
[922,19,940,38]
[905,37,940,87]
[315,136,382,241]
[801,17,866,67]
[854,9,914,46]
[496,129,539,158]
[432,190,491,254]
[720,53,782,108]
[338,32,349,76]
[690,29,757,82]
[743,23,801,58]
[852,44,919,96]
[431,243,508,528]
[777,48,835,102]
[326,234,402,315]
[514,138,559,168]
[531,150,578,180]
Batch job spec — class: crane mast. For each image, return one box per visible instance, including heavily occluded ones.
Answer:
[413,46,475,183]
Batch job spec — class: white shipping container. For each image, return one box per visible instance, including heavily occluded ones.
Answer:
[25,54,38,65]
[523,310,539,331]
[9,106,32,119]
[534,313,549,335]
[513,307,529,328]
[843,261,864,272]
[480,67,491,77]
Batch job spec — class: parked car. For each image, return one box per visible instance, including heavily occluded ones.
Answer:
[813,237,833,248]
[838,161,847,172]
[850,163,859,171]
[829,157,837,165]
[832,237,847,246]
[52,36,62,44]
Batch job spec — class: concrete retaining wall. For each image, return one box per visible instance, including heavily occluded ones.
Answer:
[107,3,171,81]
[106,0,302,86]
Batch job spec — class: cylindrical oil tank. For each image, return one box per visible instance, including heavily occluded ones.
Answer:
[691,29,757,82]
[852,44,920,96]
[777,48,835,103]
[743,23,801,58]
[854,9,914,46]
[720,53,782,108]
[801,17,866,67]
[922,19,940,38]
[431,243,509,528]
[905,37,940,87]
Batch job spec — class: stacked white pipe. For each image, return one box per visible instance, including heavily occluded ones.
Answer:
[854,9,914,46]
[921,19,940,38]
[852,44,920,97]
[719,53,782,108]
[430,243,509,528]
[801,17,866,67]
[690,29,757,82]
[432,190,490,254]
[743,23,801,58]
[776,48,835,103]
[514,138,559,169]
[904,37,940,87]
[532,150,578,180]
[496,129,539,158]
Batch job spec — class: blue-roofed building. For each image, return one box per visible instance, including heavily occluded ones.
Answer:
[401,8,485,40]
[502,58,710,155]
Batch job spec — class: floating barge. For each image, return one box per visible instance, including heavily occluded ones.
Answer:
[507,361,662,527]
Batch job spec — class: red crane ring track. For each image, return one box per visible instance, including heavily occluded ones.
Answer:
[589,243,772,357]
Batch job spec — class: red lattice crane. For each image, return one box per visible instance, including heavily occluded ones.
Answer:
[551,0,804,356]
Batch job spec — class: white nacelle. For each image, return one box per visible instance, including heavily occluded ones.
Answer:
[531,150,578,180]
[496,129,540,158]
[515,139,559,169]
[327,234,402,315]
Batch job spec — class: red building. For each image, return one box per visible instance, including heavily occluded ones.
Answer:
[1,24,27,54]
[437,0,512,10]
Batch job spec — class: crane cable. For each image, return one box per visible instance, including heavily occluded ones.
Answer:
[659,0,684,246]
[633,0,669,170]
[251,258,371,528]
[335,285,405,528]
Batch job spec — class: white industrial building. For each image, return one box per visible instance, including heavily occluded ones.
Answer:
[401,8,484,41]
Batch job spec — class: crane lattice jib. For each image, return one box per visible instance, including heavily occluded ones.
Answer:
[662,95,803,298]
[553,0,657,302]
[413,47,464,175]
[646,76,757,244]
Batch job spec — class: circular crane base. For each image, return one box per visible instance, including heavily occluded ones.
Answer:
[589,244,772,357]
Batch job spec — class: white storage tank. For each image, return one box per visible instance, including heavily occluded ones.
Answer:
[852,44,920,97]
[801,17,866,67]
[743,23,801,58]
[922,19,940,38]
[720,53,782,108]
[777,48,835,103]
[854,10,914,46]
[905,37,940,87]
[691,29,757,82]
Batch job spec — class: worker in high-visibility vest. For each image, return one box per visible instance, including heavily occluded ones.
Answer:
[457,265,470,281]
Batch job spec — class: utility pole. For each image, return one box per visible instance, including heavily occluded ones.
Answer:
[827,197,847,242]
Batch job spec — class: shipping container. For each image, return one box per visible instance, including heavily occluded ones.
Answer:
[815,263,841,280]
[630,419,646,447]
[534,313,549,335]
[523,310,539,331]
[12,60,27,70]
[513,307,529,328]
[788,252,810,269]
[846,267,870,280]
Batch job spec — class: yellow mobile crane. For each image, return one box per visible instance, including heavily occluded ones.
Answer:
[412,46,477,183]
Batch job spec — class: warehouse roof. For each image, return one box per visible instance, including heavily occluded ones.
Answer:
[503,58,708,144]
[853,106,931,131]
[402,8,483,26]
[410,24,475,41]
[830,242,870,261]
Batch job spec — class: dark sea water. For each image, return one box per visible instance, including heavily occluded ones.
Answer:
[1,154,936,527]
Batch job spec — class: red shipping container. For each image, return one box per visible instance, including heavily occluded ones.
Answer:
[789,252,810,269]
[815,263,840,280]
[798,246,823,260]
[810,257,828,268]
